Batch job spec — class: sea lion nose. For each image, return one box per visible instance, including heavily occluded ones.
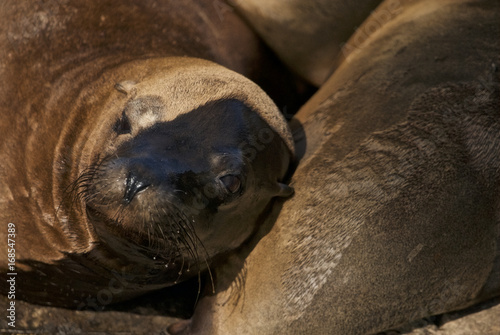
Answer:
[123,170,150,204]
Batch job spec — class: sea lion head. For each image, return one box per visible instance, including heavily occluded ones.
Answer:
[73,58,294,283]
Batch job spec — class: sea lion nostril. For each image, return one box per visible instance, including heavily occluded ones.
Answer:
[123,171,151,204]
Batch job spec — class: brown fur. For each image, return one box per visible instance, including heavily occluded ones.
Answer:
[232,0,383,85]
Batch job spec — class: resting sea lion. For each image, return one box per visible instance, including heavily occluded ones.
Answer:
[0,0,293,309]
[170,0,500,334]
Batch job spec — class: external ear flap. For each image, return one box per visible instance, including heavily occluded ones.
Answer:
[275,182,294,198]
[114,80,137,97]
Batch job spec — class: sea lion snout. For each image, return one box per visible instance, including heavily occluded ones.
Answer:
[91,148,246,211]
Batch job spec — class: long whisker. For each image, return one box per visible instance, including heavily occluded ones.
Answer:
[64,154,112,213]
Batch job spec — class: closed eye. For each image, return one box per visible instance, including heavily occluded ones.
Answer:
[219,174,241,194]
[113,112,131,135]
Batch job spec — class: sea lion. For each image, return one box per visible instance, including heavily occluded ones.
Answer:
[170,0,500,334]
[0,0,293,309]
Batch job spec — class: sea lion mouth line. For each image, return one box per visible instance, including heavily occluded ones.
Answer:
[83,199,207,261]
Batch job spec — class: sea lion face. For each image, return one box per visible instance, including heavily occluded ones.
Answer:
[75,64,293,279]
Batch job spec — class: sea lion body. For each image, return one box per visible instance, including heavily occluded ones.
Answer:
[174,0,500,334]
[231,0,384,86]
[0,1,293,308]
